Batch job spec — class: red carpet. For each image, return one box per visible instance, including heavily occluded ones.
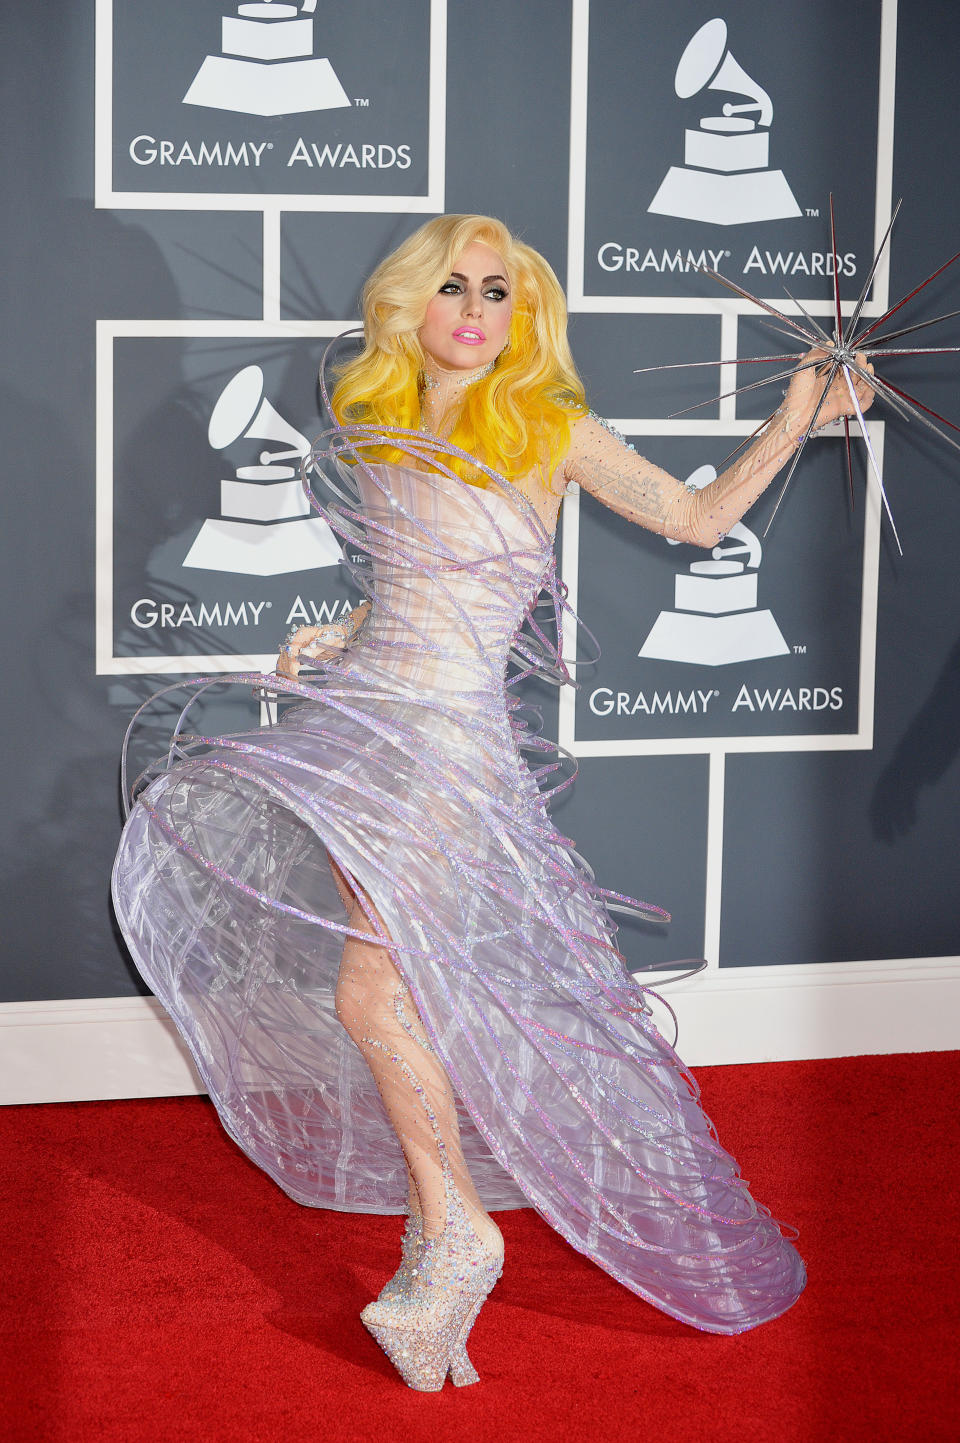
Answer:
[2,1052,957,1443]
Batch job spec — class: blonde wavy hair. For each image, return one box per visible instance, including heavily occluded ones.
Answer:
[330,214,587,484]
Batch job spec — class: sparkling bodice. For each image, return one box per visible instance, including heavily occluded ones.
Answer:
[344,463,554,696]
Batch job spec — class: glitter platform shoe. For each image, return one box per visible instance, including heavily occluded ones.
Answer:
[376,1207,423,1303]
[361,1187,504,1391]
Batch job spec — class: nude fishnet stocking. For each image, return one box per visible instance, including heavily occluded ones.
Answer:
[331,866,493,1244]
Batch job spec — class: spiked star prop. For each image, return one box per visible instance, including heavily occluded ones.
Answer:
[635,196,960,554]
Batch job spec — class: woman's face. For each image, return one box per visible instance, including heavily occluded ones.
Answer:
[418,241,513,371]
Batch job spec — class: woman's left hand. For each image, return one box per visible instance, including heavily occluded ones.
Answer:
[784,347,875,433]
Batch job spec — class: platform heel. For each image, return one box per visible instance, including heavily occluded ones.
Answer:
[361,1188,503,1391]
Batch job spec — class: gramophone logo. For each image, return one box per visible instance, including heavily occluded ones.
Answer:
[638,466,789,667]
[185,365,341,576]
[648,17,802,227]
[183,1,350,117]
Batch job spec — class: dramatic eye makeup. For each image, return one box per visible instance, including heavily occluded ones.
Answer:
[438,272,511,301]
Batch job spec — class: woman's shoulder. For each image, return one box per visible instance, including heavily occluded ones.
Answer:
[562,408,637,469]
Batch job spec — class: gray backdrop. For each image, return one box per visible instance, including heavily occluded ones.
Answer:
[2,0,958,1007]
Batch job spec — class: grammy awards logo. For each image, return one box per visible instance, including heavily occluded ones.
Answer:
[183,1,350,117]
[184,366,341,576]
[638,466,789,667]
[648,17,801,227]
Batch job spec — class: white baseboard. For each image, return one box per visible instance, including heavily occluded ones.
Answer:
[650,956,960,1065]
[1,957,958,1105]
[0,996,205,1105]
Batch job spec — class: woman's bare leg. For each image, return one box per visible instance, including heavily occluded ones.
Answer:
[329,855,497,1245]
[329,857,504,1388]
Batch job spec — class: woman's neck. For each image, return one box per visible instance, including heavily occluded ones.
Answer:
[420,354,496,435]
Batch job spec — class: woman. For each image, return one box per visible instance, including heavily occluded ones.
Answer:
[112,214,872,1391]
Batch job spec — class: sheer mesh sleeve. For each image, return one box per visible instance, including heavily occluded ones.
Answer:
[563,410,804,549]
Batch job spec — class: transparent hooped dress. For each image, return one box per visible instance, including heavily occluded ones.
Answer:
[112,357,806,1385]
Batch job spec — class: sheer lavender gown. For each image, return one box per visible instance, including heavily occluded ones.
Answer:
[112,430,806,1336]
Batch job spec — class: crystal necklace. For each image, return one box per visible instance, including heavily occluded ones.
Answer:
[420,357,497,393]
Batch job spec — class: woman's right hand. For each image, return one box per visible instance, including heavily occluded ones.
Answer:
[275,623,348,680]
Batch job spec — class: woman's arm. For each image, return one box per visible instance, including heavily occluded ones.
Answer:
[564,354,873,548]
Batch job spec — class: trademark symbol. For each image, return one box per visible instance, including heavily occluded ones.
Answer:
[793,643,807,654]
[805,207,820,218]
[354,97,370,107]
[723,251,730,258]
[266,601,272,607]
[266,142,273,150]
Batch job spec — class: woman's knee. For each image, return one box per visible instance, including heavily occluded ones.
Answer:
[334,917,395,1035]
[334,969,361,1036]
[335,935,405,1044]
[327,855,402,1037]
[334,930,372,1037]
